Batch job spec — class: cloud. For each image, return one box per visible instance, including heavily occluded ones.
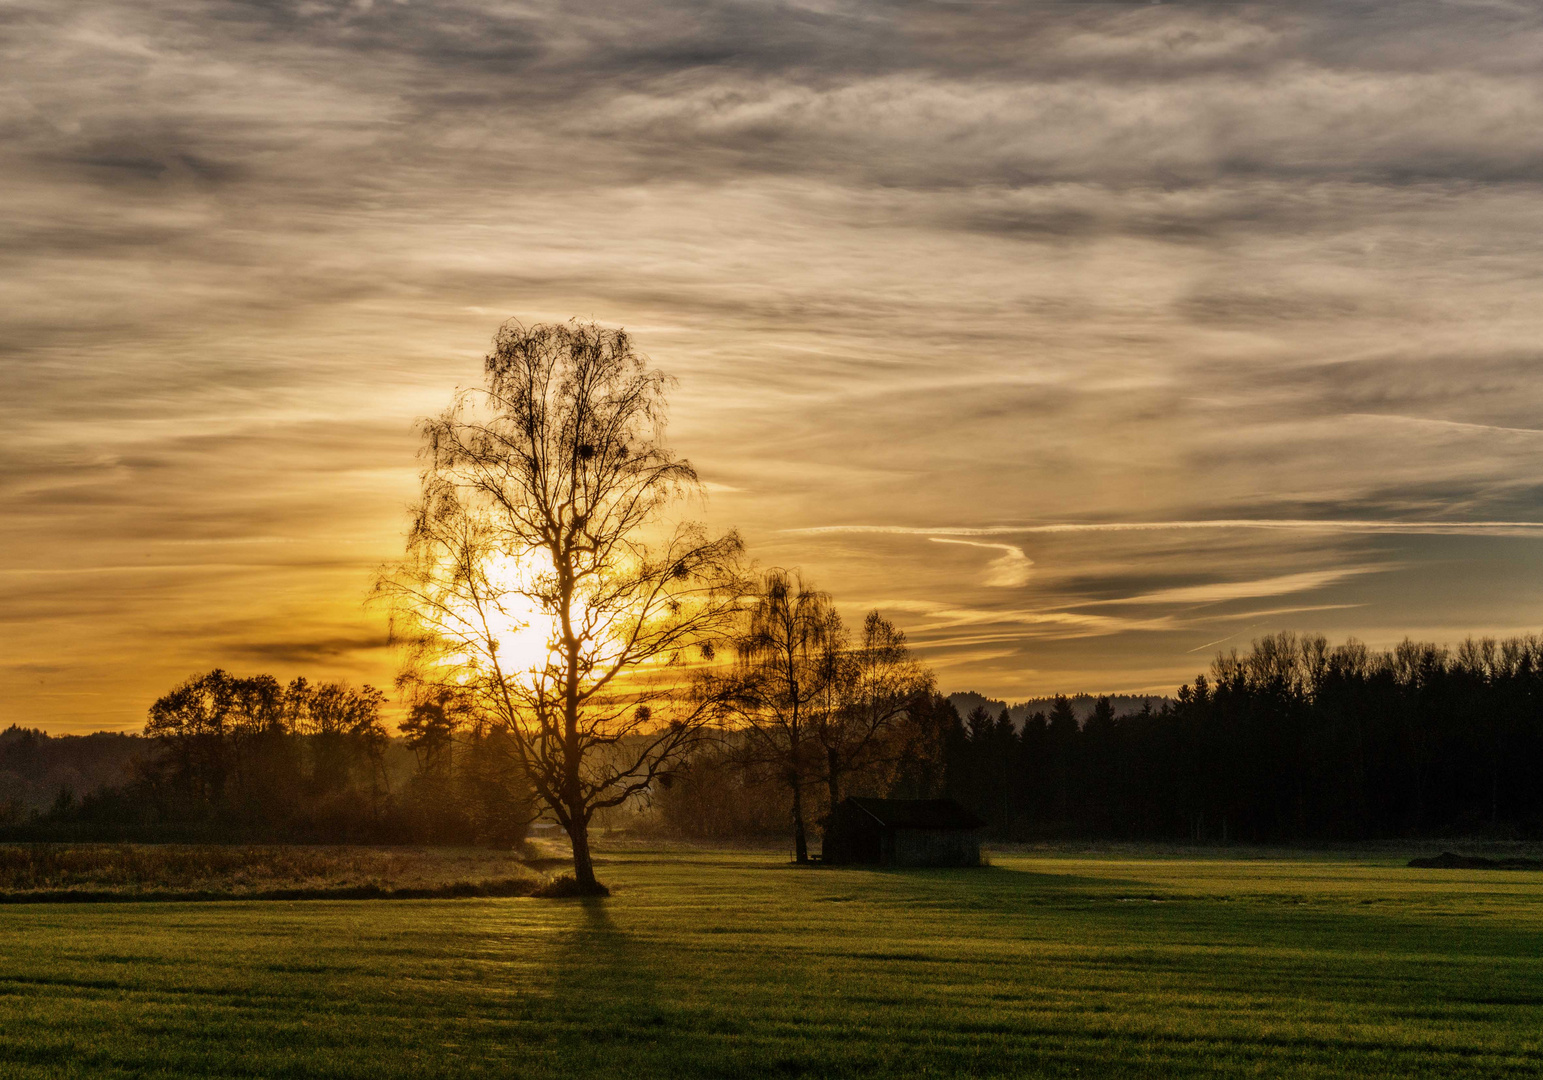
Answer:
[227,635,390,666]
[1088,567,1387,607]
[791,520,1543,537]
[1345,414,1543,439]
[928,538,1033,587]
[869,599,1174,639]
[9,0,1543,725]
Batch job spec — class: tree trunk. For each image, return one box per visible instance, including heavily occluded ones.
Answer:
[791,781,809,863]
[558,568,602,891]
[827,747,841,812]
[570,812,598,888]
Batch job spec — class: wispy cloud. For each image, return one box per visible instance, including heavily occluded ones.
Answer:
[928,538,1033,587]
[791,520,1543,537]
[9,0,1543,726]
[873,600,1175,639]
[1346,414,1543,439]
[1082,566,1387,607]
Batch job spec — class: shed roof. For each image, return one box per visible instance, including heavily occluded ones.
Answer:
[843,797,984,831]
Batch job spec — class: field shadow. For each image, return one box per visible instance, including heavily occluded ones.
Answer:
[543,899,672,1057]
[852,862,1156,895]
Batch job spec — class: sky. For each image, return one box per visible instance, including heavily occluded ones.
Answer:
[7,0,1543,733]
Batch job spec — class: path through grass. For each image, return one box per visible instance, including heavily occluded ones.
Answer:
[1,849,1540,1077]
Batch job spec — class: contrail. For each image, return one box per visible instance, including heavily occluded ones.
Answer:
[785,519,1543,537]
[1187,625,1263,654]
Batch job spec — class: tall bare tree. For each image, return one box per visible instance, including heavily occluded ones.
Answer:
[730,569,838,863]
[377,319,746,892]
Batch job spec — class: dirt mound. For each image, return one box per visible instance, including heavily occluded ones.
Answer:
[532,873,610,898]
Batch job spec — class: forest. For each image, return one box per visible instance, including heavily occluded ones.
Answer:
[0,670,530,845]
[661,630,1543,844]
[16,629,1543,846]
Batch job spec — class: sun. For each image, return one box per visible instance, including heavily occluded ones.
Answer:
[479,550,561,678]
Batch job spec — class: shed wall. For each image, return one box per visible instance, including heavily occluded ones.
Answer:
[892,828,980,868]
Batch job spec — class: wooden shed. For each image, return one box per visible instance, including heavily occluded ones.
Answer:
[821,797,984,867]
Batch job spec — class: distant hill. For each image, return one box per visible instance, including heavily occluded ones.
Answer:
[947,692,1169,730]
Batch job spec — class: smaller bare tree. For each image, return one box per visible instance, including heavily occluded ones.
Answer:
[729,569,838,863]
[816,611,933,810]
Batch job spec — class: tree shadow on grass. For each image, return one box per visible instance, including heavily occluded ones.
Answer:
[540,896,786,1079]
[839,862,1157,902]
[540,899,676,1075]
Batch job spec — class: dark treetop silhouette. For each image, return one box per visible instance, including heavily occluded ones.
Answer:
[16,629,1543,848]
[1,667,531,846]
[728,569,838,863]
[377,319,748,892]
[727,570,933,862]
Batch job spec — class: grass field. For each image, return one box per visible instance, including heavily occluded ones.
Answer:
[1,847,1541,1078]
[0,844,544,901]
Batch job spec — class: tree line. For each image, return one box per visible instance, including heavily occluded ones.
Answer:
[658,631,1543,845]
[0,726,142,826]
[5,670,531,844]
[20,627,1543,847]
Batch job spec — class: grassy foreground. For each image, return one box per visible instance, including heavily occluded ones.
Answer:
[1,848,1541,1078]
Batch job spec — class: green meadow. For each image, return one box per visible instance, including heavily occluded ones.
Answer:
[2,849,1541,1078]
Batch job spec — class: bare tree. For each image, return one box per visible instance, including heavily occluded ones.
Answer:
[377,319,746,893]
[816,611,933,810]
[730,569,837,863]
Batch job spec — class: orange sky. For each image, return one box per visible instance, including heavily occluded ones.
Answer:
[8,1,1543,733]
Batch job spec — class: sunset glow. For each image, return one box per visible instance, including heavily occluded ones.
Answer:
[8,2,1543,732]
[471,552,561,684]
